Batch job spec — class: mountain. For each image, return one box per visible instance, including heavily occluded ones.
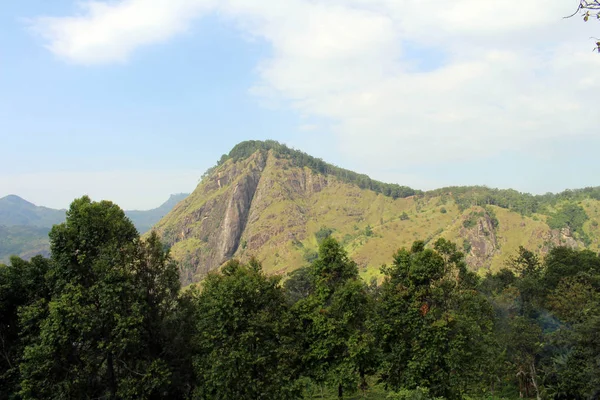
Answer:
[0,194,189,263]
[126,193,189,234]
[0,195,66,227]
[153,140,600,285]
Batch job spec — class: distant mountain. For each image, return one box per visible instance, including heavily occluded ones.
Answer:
[0,195,66,227]
[126,193,189,234]
[152,140,600,285]
[0,194,189,263]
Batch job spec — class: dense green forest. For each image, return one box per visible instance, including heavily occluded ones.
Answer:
[1,197,599,399]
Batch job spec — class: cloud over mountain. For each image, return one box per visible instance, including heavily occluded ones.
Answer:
[30,0,600,171]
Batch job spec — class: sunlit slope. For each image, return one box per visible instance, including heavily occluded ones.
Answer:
[152,141,599,285]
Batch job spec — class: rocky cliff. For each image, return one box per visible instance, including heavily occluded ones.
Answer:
[153,144,599,285]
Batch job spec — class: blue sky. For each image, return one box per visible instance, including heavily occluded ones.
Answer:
[1,0,599,209]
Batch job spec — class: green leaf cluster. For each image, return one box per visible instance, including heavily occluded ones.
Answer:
[377,239,496,399]
[2,197,194,400]
[192,259,302,399]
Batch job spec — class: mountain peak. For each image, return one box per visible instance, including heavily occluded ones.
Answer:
[207,140,419,200]
[0,194,35,207]
[154,146,423,284]
[0,195,65,228]
[153,143,600,286]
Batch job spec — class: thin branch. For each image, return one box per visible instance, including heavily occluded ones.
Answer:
[118,359,146,377]
[566,0,600,19]
[0,333,13,369]
[565,3,583,19]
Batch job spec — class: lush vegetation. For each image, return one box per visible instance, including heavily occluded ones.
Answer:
[0,225,50,263]
[1,196,599,399]
[203,142,600,256]
[426,185,600,217]
[206,141,600,219]
[0,194,189,262]
[211,140,419,199]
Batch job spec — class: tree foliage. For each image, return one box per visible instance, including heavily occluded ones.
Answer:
[0,256,50,399]
[546,202,589,234]
[2,194,600,399]
[14,197,193,400]
[568,0,600,51]
[482,244,600,399]
[426,185,600,217]
[294,238,378,399]
[192,259,302,399]
[377,239,496,399]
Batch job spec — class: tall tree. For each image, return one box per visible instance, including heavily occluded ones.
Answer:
[509,246,543,317]
[18,197,190,399]
[294,237,378,398]
[541,247,600,398]
[0,256,50,399]
[193,259,302,399]
[481,245,600,398]
[377,239,496,399]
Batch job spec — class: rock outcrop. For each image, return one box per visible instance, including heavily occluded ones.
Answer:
[461,210,499,270]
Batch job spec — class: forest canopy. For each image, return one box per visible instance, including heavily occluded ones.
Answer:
[1,196,599,399]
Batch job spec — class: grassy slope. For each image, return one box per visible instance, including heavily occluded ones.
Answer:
[160,151,599,282]
[0,225,50,263]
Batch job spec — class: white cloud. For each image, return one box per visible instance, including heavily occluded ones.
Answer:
[31,0,216,64]
[30,0,600,178]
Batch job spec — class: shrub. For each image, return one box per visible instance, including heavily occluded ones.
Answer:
[463,239,472,254]
[315,226,334,244]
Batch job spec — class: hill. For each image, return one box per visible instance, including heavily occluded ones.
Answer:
[0,195,66,227]
[125,193,189,233]
[0,225,52,262]
[0,194,189,263]
[153,140,600,285]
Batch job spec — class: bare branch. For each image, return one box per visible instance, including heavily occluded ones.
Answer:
[565,3,583,19]
[566,1,600,51]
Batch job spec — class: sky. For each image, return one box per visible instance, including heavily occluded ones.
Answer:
[1,0,600,210]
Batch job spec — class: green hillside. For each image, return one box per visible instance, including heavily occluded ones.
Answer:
[0,195,65,227]
[0,225,51,262]
[0,194,189,262]
[153,140,600,285]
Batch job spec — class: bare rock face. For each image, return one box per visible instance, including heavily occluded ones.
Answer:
[238,156,326,256]
[461,211,499,270]
[152,149,336,284]
[152,151,267,283]
[540,227,580,254]
[218,171,262,263]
